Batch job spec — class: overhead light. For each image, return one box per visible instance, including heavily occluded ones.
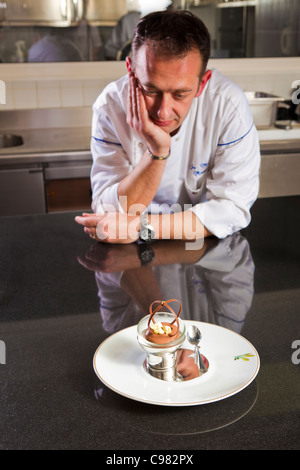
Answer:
[217,0,257,7]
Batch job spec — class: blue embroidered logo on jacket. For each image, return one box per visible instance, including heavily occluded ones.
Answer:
[190,163,207,176]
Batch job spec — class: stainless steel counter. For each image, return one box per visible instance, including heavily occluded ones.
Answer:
[0,108,92,164]
[0,108,299,160]
[0,127,92,165]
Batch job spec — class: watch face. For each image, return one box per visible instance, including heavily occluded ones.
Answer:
[140,249,154,264]
[138,244,155,265]
[140,229,150,241]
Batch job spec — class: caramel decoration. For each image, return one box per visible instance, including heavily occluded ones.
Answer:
[145,299,182,344]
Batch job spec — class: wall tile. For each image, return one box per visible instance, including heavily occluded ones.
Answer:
[83,87,100,106]
[60,80,83,107]
[229,74,255,91]
[37,87,61,108]
[82,78,109,106]
[0,59,299,111]
[13,82,37,109]
[36,80,61,108]
[253,74,275,94]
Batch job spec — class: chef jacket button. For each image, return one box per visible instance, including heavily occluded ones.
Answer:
[138,142,144,148]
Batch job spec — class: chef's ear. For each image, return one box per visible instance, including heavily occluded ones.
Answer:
[126,56,132,73]
[196,69,212,97]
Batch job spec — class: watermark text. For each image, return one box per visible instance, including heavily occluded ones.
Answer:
[291,340,300,365]
[0,340,6,365]
[95,199,205,250]
[0,80,6,105]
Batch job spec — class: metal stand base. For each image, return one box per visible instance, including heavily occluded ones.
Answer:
[144,348,209,382]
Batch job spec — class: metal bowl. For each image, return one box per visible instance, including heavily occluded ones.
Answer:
[245,92,285,127]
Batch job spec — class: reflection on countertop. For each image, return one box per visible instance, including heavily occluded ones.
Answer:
[78,234,254,335]
[0,196,299,450]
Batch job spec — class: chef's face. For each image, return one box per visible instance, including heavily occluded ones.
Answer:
[129,44,211,135]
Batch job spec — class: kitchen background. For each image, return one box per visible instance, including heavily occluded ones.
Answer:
[0,0,299,110]
[0,0,299,216]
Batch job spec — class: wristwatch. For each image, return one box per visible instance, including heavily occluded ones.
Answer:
[137,242,155,266]
[139,213,155,242]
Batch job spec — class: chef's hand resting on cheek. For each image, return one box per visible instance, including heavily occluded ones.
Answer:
[126,58,171,158]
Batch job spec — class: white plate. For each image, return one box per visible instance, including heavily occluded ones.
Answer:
[93,320,260,407]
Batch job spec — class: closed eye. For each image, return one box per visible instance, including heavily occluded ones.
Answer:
[142,88,160,96]
[141,87,190,100]
[137,78,192,100]
[174,93,189,100]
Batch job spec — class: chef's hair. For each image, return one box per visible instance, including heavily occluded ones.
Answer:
[131,10,211,76]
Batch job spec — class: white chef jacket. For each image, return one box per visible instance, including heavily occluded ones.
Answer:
[90,68,261,239]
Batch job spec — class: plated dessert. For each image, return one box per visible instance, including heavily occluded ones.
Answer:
[144,299,182,345]
[137,299,187,382]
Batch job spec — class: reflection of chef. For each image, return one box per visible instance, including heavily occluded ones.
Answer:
[28,35,83,62]
[28,21,102,62]
[78,232,254,334]
[177,349,201,381]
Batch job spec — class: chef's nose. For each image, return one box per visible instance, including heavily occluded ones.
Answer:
[156,94,172,120]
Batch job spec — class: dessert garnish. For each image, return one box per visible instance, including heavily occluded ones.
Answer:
[145,299,182,344]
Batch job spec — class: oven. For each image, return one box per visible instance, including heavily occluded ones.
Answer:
[44,156,92,213]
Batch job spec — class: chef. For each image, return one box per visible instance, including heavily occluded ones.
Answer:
[75,10,260,245]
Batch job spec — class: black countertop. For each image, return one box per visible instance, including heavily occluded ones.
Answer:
[0,196,299,451]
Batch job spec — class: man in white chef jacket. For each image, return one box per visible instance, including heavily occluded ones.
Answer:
[75,10,260,247]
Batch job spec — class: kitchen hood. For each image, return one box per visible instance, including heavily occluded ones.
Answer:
[85,0,128,26]
[0,0,84,26]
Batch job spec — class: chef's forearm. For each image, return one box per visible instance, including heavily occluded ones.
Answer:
[149,211,211,241]
[117,150,167,213]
